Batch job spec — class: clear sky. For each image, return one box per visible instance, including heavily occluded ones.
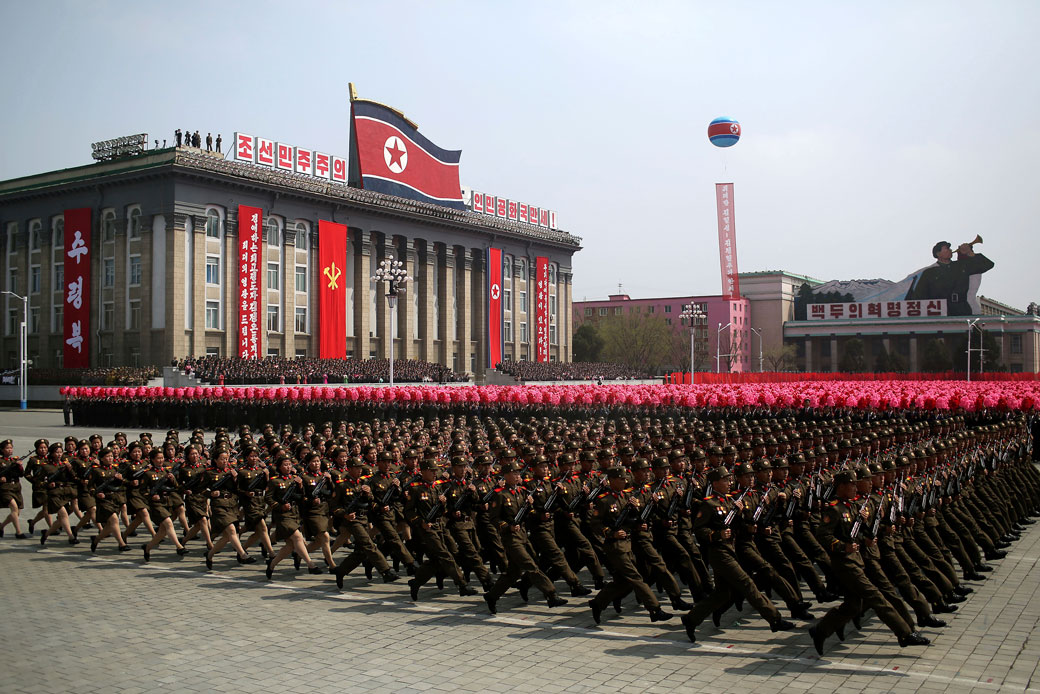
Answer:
[2,1,1037,310]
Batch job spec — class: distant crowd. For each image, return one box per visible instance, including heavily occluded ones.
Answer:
[175,356,469,385]
[27,367,160,386]
[494,360,653,382]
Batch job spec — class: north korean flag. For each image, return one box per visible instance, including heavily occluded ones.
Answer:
[351,100,465,210]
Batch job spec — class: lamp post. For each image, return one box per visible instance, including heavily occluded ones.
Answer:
[680,304,705,380]
[2,290,28,409]
[749,327,763,373]
[966,318,980,382]
[716,322,732,374]
[372,256,411,387]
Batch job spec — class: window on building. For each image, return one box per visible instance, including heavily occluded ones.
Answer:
[29,266,40,294]
[614,307,622,315]
[266,219,280,247]
[206,256,220,285]
[102,303,114,330]
[6,310,16,335]
[519,322,528,343]
[503,320,512,342]
[102,210,116,242]
[267,348,280,357]
[52,305,62,333]
[598,307,607,316]
[665,305,672,313]
[267,304,280,332]
[268,262,279,290]
[53,264,63,294]
[549,324,557,345]
[665,318,672,326]
[7,268,16,293]
[295,349,307,358]
[503,287,511,310]
[29,306,39,333]
[1010,334,1022,354]
[294,221,308,250]
[295,266,307,293]
[648,306,655,313]
[548,264,555,285]
[128,208,142,239]
[518,258,526,279]
[519,291,528,313]
[54,348,62,368]
[129,255,141,286]
[51,219,62,248]
[129,300,141,329]
[129,349,140,367]
[295,307,307,333]
[103,259,115,288]
[30,223,42,251]
[550,294,557,318]
[503,255,511,278]
[206,210,221,238]
[584,307,592,317]
[205,347,220,357]
[205,301,219,329]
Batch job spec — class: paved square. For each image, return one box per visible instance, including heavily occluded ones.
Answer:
[1,410,1039,693]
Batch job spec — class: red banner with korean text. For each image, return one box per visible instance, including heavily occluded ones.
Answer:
[237,205,262,359]
[318,220,348,359]
[715,183,741,299]
[63,208,91,368]
[487,247,503,367]
[535,256,549,362]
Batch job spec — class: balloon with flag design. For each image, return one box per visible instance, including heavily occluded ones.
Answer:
[708,117,741,147]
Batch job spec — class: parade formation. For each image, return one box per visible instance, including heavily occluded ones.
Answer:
[2,396,1037,656]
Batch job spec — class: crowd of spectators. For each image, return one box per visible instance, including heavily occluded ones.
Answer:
[23,366,160,386]
[175,356,468,385]
[493,360,653,382]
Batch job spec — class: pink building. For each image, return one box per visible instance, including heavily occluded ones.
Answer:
[573,293,752,372]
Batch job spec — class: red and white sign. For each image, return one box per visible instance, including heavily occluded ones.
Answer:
[487,247,503,367]
[276,143,294,171]
[235,133,255,162]
[807,300,947,321]
[331,155,348,183]
[465,191,559,230]
[535,256,549,362]
[715,183,741,299]
[256,137,274,166]
[237,205,263,359]
[233,132,347,182]
[63,208,91,368]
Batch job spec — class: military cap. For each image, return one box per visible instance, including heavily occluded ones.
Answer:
[881,457,896,472]
[790,453,807,465]
[668,449,687,461]
[689,448,707,460]
[722,444,738,455]
[419,459,441,471]
[347,456,365,468]
[772,456,789,469]
[630,458,651,471]
[752,458,772,472]
[707,467,732,482]
[597,449,614,460]
[579,450,597,463]
[734,462,755,476]
[868,462,884,475]
[709,445,725,456]
[499,461,523,474]
[651,456,671,469]
[500,449,518,460]
[896,455,911,467]
[833,470,857,485]
[450,455,469,467]
[559,453,576,465]
[619,445,636,456]
[605,466,628,479]
[855,465,873,480]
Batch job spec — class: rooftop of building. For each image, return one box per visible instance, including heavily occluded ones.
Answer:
[738,269,825,284]
[0,147,582,250]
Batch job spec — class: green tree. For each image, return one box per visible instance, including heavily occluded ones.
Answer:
[572,322,604,362]
[920,338,953,373]
[874,346,892,372]
[838,338,867,372]
[764,344,798,372]
[598,313,674,374]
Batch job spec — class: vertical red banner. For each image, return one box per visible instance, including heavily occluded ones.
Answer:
[715,183,741,299]
[318,220,348,359]
[237,205,263,359]
[535,256,549,362]
[487,247,502,367]
[63,208,91,368]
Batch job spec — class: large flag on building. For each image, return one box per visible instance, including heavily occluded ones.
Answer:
[535,256,550,362]
[350,98,465,210]
[63,208,91,368]
[715,183,741,299]
[318,220,348,359]
[487,247,503,367]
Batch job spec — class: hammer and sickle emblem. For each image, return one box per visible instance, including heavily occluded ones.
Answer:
[323,262,342,290]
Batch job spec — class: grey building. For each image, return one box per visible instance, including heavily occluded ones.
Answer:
[0,145,581,376]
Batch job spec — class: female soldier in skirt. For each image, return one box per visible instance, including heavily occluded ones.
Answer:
[71,439,98,540]
[39,443,77,546]
[299,452,336,571]
[178,444,213,550]
[123,442,156,540]
[141,448,189,562]
[162,440,192,539]
[89,447,131,553]
[237,445,275,559]
[204,448,256,569]
[265,455,324,578]
[25,438,52,536]
[0,439,27,538]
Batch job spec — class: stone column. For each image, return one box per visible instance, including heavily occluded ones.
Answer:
[909,336,919,371]
[112,216,127,362]
[192,214,208,356]
[830,337,838,373]
[804,338,812,371]
[561,271,573,362]
[169,213,189,359]
[376,236,394,361]
[284,233,297,357]
[352,229,371,359]
[419,241,436,363]
[138,215,153,365]
[471,248,486,377]
[438,245,454,367]
[400,238,416,360]
[458,246,473,373]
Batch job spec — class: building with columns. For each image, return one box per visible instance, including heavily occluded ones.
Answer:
[0,146,580,377]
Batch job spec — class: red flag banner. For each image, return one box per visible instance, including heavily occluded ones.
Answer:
[535,256,549,362]
[63,208,91,368]
[318,220,348,359]
[237,205,263,359]
[487,247,503,367]
[715,183,741,299]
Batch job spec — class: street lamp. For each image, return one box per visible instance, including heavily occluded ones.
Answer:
[965,318,983,382]
[372,255,411,387]
[2,290,28,409]
[680,304,705,380]
[716,322,732,374]
[749,327,764,373]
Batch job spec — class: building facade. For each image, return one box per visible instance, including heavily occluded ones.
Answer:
[0,146,580,376]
